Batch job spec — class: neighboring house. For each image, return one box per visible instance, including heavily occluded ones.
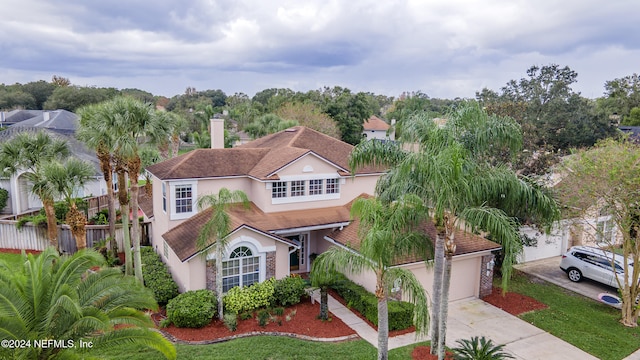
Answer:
[145,123,499,300]
[619,126,640,143]
[0,110,106,215]
[362,115,395,141]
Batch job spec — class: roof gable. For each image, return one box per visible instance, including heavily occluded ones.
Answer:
[363,115,390,131]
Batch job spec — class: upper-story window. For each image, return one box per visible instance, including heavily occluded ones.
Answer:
[291,180,305,197]
[269,177,341,204]
[162,182,167,212]
[168,181,197,220]
[309,179,323,195]
[175,185,193,213]
[326,178,340,194]
[272,182,287,198]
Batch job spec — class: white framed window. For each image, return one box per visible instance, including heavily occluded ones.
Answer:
[169,181,197,220]
[291,180,305,197]
[326,178,340,194]
[597,217,615,243]
[309,179,323,195]
[272,181,287,198]
[222,246,260,292]
[162,182,167,212]
[175,185,193,213]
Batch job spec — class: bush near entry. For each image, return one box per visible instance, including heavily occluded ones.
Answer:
[141,247,179,305]
[166,289,217,328]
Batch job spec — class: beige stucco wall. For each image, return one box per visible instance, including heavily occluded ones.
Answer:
[162,226,293,292]
[340,253,483,303]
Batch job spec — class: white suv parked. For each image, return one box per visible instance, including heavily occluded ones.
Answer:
[560,246,632,289]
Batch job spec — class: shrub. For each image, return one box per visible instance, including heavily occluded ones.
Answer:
[223,313,238,331]
[0,188,8,211]
[166,289,216,328]
[272,307,285,316]
[331,273,414,330]
[239,311,253,320]
[141,247,179,305]
[273,275,307,306]
[257,309,270,327]
[452,336,514,360]
[224,278,276,314]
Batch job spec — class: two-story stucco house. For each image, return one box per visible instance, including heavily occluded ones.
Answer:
[145,121,499,300]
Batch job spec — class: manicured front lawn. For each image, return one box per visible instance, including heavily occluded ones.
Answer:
[502,272,640,360]
[94,336,378,359]
[0,251,35,268]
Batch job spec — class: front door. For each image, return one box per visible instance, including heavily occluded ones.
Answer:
[286,234,307,272]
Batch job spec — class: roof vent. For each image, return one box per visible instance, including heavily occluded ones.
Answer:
[284,127,297,132]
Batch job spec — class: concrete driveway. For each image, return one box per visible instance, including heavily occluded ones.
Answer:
[514,256,620,302]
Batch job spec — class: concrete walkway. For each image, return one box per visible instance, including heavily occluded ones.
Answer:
[310,290,596,359]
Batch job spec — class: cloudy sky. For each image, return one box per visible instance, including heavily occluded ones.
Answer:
[1,0,638,99]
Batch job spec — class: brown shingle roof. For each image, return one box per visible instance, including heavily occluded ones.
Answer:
[137,185,154,218]
[163,201,351,261]
[363,115,390,131]
[147,126,382,180]
[326,205,501,266]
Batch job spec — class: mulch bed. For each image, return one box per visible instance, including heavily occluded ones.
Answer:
[155,298,358,343]
[0,248,42,255]
[481,286,548,316]
[326,288,416,337]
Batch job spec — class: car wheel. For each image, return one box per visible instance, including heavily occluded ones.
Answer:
[567,268,582,282]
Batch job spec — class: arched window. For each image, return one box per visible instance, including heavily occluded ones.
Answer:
[222,246,260,292]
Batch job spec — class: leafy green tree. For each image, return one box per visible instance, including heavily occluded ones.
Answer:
[276,101,341,139]
[33,158,95,250]
[44,85,115,111]
[196,188,250,320]
[244,113,298,139]
[312,195,430,360]
[121,88,155,104]
[350,102,559,359]
[604,73,640,120]
[0,89,36,110]
[0,247,176,360]
[22,80,56,109]
[325,91,371,145]
[0,132,70,249]
[623,107,640,126]
[563,138,640,326]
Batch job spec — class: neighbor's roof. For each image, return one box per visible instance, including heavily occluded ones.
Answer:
[0,127,101,176]
[363,115,390,131]
[163,201,351,261]
[12,110,78,134]
[147,126,383,181]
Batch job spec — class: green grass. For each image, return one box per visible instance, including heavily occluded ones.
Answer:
[94,337,378,359]
[502,272,640,360]
[0,251,31,268]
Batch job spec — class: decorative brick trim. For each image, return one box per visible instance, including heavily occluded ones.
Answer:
[479,254,495,298]
[266,251,276,279]
[206,259,216,291]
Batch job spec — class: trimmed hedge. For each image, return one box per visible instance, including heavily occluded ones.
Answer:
[141,247,179,305]
[166,289,216,328]
[331,273,414,330]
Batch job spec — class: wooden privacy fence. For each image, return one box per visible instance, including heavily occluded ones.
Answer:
[0,220,150,254]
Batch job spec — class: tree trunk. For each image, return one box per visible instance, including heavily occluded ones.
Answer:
[129,157,143,283]
[430,231,445,355]
[117,170,133,276]
[438,252,453,360]
[97,149,117,258]
[216,243,224,320]
[621,290,639,327]
[319,286,329,320]
[66,203,87,251]
[171,134,180,158]
[42,198,58,251]
[378,295,389,360]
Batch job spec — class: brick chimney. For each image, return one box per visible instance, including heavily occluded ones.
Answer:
[210,118,224,149]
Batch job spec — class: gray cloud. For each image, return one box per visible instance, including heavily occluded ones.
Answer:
[1,0,638,99]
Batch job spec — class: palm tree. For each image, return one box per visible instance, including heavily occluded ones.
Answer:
[244,113,298,139]
[34,158,95,250]
[0,247,176,360]
[311,195,431,360]
[77,103,118,255]
[0,131,70,249]
[104,96,171,282]
[309,264,334,321]
[196,188,250,320]
[349,102,560,360]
